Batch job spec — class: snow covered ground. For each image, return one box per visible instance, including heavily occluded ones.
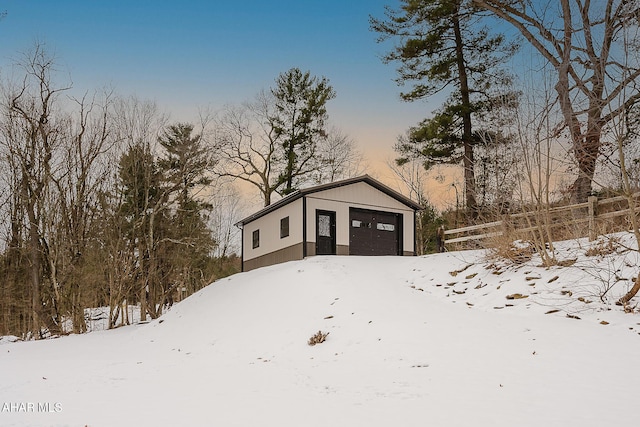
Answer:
[2,233,640,427]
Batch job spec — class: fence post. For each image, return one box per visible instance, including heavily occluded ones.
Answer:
[588,195,598,241]
[437,225,445,253]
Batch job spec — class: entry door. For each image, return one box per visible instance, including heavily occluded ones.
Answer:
[316,210,336,255]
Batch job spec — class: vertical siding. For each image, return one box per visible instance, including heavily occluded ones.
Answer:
[243,198,303,262]
[305,182,415,253]
[241,181,418,270]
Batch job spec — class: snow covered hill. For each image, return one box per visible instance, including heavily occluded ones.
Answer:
[1,234,640,427]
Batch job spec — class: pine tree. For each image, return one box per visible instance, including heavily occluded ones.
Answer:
[372,0,517,217]
[270,68,336,195]
[118,142,164,319]
[157,123,215,298]
[157,123,212,209]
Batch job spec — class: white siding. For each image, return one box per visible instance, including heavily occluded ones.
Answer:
[243,198,303,262]
[305,182,415,253]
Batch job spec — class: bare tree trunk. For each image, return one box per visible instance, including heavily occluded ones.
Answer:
[1,187,25,335]
[25,199,43,337]
[4,44,72,338]
[618,276,640,306]
[473,0,640,204]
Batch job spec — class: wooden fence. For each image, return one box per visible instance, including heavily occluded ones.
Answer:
[444,192,640,248]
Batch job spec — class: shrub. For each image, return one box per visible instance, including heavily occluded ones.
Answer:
[308,330,329,346]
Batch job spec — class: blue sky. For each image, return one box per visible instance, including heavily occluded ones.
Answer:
[0,0,433,162]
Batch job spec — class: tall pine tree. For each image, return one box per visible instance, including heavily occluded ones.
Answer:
[270,68,336,195]
[371,0,517,217]
[157,124,215,297]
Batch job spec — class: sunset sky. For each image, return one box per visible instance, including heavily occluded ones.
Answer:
[0,0,458,207]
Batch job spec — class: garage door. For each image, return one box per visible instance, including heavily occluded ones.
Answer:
[349,208,402,256]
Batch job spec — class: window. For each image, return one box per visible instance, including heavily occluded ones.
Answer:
[351,220,371,228]
[252,229,260,249]
[376,223,395,232]
[280,216,289,238]
[318,214,331,237]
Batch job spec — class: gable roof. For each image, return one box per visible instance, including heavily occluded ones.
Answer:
[235,175,422,226]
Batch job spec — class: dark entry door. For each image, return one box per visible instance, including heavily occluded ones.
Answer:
[316,210,336,255]
[349,208,401,256]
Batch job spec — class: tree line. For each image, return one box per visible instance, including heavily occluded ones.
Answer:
[0,45,361,339]
[7,0,637,336]
[373,0,640,223]
[375,0,640,303]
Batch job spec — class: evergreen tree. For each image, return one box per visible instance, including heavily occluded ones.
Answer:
[157,123,215,297]
[270,68,336,195]
[119,143,160,224]
[118,142,164,319]
[104,123,221,322]
[371,0,517,217]
[418,201,445,254]
[157,123,212,210]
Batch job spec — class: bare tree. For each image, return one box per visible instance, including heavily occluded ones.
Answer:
[0,44,70,337]
[472,90,523,213]
[0,131,29,335]
[473,0,640,203]
[213,91,364,206]
[0,44,123,337]
[49,90,116,333]
[208,180,243,259]
[0,48,245,337]
[213,96,279,207]
[94,192,137,329]
[312,127,367,183]
[598,26,640,306]
[387,158,434,254]
[511,77,563,266]
[612,123,640,305]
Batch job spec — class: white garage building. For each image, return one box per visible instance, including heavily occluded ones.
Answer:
[236,175,422,272]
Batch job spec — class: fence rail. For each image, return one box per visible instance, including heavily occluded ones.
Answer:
[444,192,640,247]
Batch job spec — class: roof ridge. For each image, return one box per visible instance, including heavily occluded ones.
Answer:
[235,175,421,226]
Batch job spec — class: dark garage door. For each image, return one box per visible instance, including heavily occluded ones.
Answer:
[349,208,402,256]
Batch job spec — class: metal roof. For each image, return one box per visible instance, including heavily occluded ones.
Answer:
[235,175,422,227]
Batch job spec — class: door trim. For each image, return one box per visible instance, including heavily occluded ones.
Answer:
[315,210,336,255]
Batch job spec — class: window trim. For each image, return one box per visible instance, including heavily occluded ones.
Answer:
[280,216,290,238]
[252,229,260,249]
